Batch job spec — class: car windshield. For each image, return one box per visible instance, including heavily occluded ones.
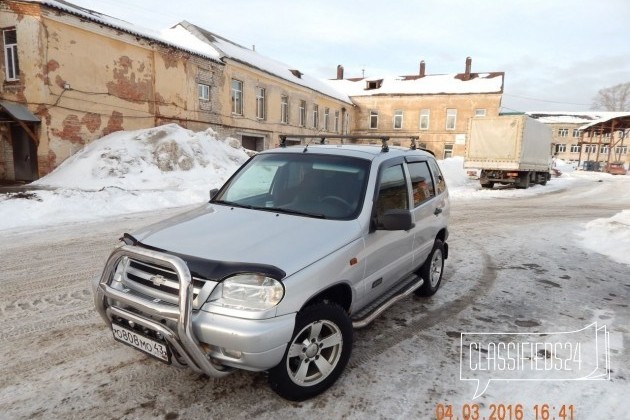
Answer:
[214,152,371,220]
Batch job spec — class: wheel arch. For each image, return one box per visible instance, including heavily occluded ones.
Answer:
[301,283,353,313]
[436,228,449,259]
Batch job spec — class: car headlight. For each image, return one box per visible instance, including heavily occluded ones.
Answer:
[213,274,284,311]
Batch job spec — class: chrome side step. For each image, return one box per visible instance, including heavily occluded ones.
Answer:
[351,274,424,329]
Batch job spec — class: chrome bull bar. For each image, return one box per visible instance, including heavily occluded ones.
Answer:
[94,245,231,378]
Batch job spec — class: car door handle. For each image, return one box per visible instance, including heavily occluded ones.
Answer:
[434,207,443,215]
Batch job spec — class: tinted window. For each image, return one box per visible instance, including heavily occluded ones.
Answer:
[408,161,435,207]
[375,164,408,226]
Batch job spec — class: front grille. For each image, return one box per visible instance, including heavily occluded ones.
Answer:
[121,259,209,308]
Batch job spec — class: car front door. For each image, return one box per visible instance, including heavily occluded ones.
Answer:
[360,161,414,305]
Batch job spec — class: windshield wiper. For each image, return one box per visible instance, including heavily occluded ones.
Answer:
[212,199,253,210]
[257,206,327,219]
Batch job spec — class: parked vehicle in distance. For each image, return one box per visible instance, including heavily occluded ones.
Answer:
[92,141,450,401]
[464,115,553,189]
[603,162,628,175]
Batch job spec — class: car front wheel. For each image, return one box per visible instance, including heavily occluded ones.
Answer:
[268,302,353,401]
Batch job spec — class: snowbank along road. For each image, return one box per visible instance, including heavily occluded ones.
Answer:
[0,177,628,419]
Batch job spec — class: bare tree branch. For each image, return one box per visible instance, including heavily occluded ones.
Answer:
[591,82,630,111]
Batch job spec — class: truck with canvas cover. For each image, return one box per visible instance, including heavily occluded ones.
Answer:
[464,115,553,188]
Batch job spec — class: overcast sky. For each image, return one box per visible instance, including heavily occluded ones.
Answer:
[68,0,630,113]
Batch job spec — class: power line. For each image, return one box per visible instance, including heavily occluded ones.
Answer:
[503,93,591,106]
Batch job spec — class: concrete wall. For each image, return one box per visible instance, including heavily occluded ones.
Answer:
[1,1,224,177]
[217,59,351,149]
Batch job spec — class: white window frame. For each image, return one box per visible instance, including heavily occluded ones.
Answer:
[393,110,403,130]
[558,128,569,137]
[313,104,319,128]
[299,100,306,127]
[570,144,580,153]
[255,87,266,120]
[198,83,210,101]
[3,29,19,81]
[616,146,628,155]
[369,110,378,129]
[231,79,243,115]
[584,145,596,154]
[443,144,454,159]
[280,95,289,124]
[555,144,566,153]
[334,110,340,133]
[324,108,329,131]
[419,109,430,130]
[572,128,581,138]
[446,109,457,130]
[600,145,609,154]
[474,108,486,117]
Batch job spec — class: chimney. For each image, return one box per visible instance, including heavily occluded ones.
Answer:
[464,56,472,80]
[336,64,344,80]
[419,60,426,77]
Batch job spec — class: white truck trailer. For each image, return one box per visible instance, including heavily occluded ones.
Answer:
[464,115,553,188]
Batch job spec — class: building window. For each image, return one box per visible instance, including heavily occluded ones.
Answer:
[570,144,580,153]
[231,79,243,115]
[324,108,330,131]
[3,29,19,81]
[555,144,566,153]
[255,87,266,120]
[616,146,628,155]
[419,109,430,130]
[603,132,611,138]
[474,109,486,117]
[558,128,569,137]
[573,128,581,138]
[313,104,319,128]
[280,95,289,124]
[443,144,453,159]
[369,110,378,129]
[299,100,306,127]
[600,145,609,155]
[583,145,596,154]
[344,113,349,135]
[334,110,340,133]
[393,110,403,129]
[446,109,457,130]
[198,83,210,101]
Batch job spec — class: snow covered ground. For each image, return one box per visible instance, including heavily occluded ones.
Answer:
[1,124,628,265]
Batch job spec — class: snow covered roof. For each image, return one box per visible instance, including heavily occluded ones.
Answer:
[526,111,630,132]
[26,0,221,62]
[178,22,353,104]
[325,72,504,97]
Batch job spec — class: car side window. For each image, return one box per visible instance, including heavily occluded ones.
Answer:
[375,164,408,226]
[408,161,436,207]
[428,159,446,194]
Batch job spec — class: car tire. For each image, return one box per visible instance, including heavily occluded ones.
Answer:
[415,239,445,297]
[480,181,494,189]
[268,302,353,401]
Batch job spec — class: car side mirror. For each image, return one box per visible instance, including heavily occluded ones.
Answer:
[209,188,219,200]
[382,209,414,231]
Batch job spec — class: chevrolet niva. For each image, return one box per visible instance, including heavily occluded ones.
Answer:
[93,140,450,401]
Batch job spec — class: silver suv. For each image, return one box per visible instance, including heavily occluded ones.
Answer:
[93,142,450,401]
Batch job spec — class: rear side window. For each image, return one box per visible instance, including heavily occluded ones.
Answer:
[427,159,447,194]
[407,161,435,207]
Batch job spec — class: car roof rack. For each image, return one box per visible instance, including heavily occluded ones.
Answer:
[278,135,422,153]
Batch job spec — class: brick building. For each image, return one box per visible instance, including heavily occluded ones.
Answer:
[326,58,505,158]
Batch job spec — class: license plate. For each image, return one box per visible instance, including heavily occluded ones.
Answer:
[112,324,170,363]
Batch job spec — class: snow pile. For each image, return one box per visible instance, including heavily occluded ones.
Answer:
[0,124,249,231]
[34,124,248,191]
[577,210,630,265]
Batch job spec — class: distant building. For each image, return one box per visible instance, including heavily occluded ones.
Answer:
[327,58,505,158]
[527,112,630,167]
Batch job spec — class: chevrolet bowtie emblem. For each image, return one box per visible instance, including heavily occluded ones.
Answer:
[150,275,167,287]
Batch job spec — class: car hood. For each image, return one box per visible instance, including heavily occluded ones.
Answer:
[130,203,364,278]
